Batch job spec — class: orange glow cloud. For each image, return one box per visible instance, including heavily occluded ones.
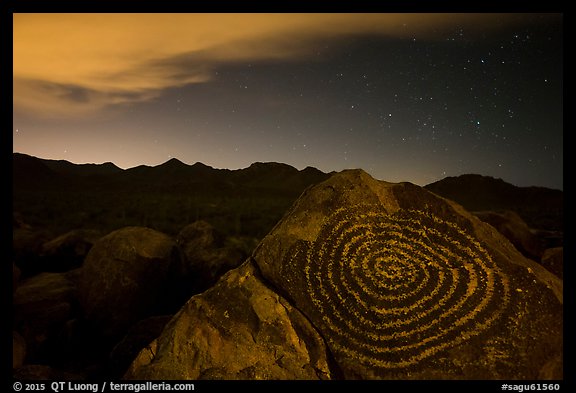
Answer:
[13,13,534,117]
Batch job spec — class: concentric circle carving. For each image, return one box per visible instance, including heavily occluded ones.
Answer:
[286,205,510,369]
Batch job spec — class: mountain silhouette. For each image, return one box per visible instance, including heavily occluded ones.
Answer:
[12,153,331,238]
[42,157,123,177]
[424,174,563,232]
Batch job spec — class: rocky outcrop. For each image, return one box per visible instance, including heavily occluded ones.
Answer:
[12,223,250,380]
[124,170,563,380]
[16,169,561,381]
[77,227,180,338]
[124,262,333,380]
[251,170,562,379]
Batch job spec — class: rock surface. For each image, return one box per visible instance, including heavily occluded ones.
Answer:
[78,227,180,338]
[118,170,563,380]
[13,225,51,277]
[473,210,543,261]
[252,169,562,379]
[176,220,245,296]
[109,315,173,378]
[124,262,333,380]
[39,229,102,272]
[13,271,79,363]
[540,247,563,279]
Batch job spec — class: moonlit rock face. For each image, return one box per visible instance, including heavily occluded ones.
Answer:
[253,169,562,379]
[282,206,510,370]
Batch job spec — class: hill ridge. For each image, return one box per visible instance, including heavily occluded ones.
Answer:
[424,173,563,231]
[12,153,332,238]
[13,152,320,175]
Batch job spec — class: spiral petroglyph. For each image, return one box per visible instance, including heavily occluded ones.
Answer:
[284,205,511,370]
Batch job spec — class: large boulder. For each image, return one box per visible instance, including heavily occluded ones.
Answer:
[252,170,562,379]
[124,262,333,380]
[77,227,180,338]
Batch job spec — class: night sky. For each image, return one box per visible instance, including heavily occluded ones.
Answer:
[13,13,563,189]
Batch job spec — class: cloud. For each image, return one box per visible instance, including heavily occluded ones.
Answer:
[13,13,553,118]
[13,77,162,117]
